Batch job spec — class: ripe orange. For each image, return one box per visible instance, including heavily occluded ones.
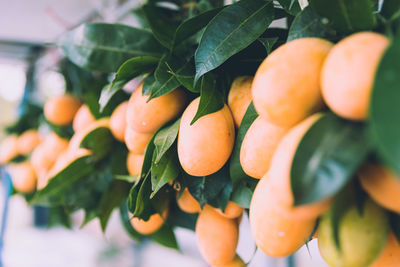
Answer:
[44,94,82,125]
[110,101,128,142]
[228,76,253,128]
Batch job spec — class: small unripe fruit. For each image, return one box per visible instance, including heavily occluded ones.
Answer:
[44,94,81,126]
[370,232,400,267]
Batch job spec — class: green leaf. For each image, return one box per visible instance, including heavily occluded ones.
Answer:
[142,73,157,95]
[142,4,179,49]
[99,56,159,111]
[190,73,224,124]
[291,113,371,205]
[132,174,155,220]
[59,23,165,73]
[276,0,301,15]
[149,55,183,99]
[230,179,258,208]
[172,7,224,48]
[46,120,74,139]
[370,35,400,177]
[100,89,130,118]
[150,147,180,198]
[6,102,42,135]
[258,37,278,54]
[229,103,258,186]
[97,179,131,231]
[183,164,232,210]
[167,58,198,93]
[149,224,178,250]
[167,201,198,230]
[389,212,400,244]
[153,119,180,163]
[194,0,274,82]
[30,156,95,205]
[287,5,335,42]
[381,0,400,21]
[310,0,377,34]
[80,127,114,160]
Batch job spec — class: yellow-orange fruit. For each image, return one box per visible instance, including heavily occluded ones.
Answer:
[213,254,246,267]
[110,101,128,142]
[125,127,153,154]
[240,117,288,179]
[17,130,41,156]
[177,188,201,213]
[44,94,81,126]
[73,105,95,133]
[31,132,69,173]
[249,177,316,257]
[358,164,400,214]
[370,232,400,267]
[321,32,389,120]
[216,201,244,219]
[178,98,235,176]
[126,84,186,133]
[252,38,333,127]
[68,118,110,154]
[130,208,168,235]
[267,113,332,220]
[0,135,19,164]
[196,205,239,265]
[7,161,36,193]
[228,76,253,128]
[126,152,144,177]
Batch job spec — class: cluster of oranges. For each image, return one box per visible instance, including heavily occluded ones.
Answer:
[1,30,399,267]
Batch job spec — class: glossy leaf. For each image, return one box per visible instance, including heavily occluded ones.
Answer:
[370,36,400,177]
[310,0,377,34]
[167,201,198,231]
[381,0,400,21]
[190,73,224,125]
[149,224,179,250]
[168,58,198,93]
[142,73,157,95]
[276,0,301,15]
[80,127,114,160]
[59,23,165,73]
[229,103,258,186]
[291,113,371,205]
[230,179,258,208]
[153,119,180,163]
[258,37,278,54]
[172,7,224,48]
[142,5,179,49]
[194,0,274,82]
[287,5,334,42]
[150,147,180,198]
[99,56,159,111]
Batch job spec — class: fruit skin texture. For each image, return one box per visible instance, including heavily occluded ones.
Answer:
[7,161,36,193]
[177,188,201,213]
[0,135,19,164]
[358,164,400,214]
[267,113,331,219]
[73,105,96,133]
[249,176,316,257]
[321,32,389,120]
[110,101,128,142]
[213,254,246,267]
[125,127,153,154]
[17,130,41,156]
[240,117,287,179]
[178,97,235,176]
[126,152,144,177]
[130,208,168,235]
[318,199,389,267]
[228,76,253,128]
[370,232,400,267]
[126,84,186,133]
[252,38,333,127]
[44,94,82,126]
[196,205,239,265]
[216,201,244,219]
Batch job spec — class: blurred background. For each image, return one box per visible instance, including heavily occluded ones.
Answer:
[0,0,326,266]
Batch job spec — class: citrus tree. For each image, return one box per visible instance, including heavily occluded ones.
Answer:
[1,0,400,266]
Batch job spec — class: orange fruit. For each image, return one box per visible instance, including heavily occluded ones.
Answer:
[126,152,144,177]
[130,208,168,235]
[17,129,41,156]
[216,201,244,219]
[0,135,19,164]
[125,127,153,154]
[177,188,201,213]
[178,97,235,176]
[228,76,253,128]
[44,94,81,125]
[252,38,333,127]
[72,105,95,133]
[7,161,36,193]
[110,101,128,142]
[213,254,246,267]
[321,32,389,120]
